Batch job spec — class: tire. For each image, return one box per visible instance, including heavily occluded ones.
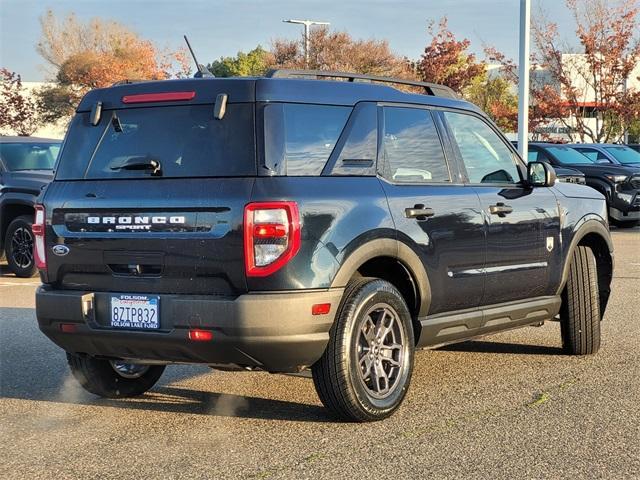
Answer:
[560,246,601,355]
[67,353,165,398]
[312,278,415,422]
[4,215,38,278]
[611,219,639,229]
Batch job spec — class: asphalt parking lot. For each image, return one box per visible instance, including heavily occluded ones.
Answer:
[1,228,639,479]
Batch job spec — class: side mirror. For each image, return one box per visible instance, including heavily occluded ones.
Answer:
[527,161,557,187]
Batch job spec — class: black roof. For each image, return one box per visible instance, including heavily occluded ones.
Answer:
[76,75,479,114]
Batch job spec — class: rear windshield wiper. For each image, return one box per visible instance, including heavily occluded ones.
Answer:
[110,156,162,176]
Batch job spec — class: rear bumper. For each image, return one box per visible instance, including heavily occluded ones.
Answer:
[36,286,344,372]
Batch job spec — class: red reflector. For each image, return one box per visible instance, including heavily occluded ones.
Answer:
[188,329,213,342]
[33,204,47,271]
[254,223,287,238]
[60,323,77,333]
[122,91,196,104]
[312,303,331,315]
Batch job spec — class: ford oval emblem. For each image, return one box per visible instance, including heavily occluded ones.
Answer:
[52,244,70,256]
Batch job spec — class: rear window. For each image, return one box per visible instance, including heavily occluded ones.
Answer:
[0,142,60,171]
[263,103,351,176]
[56,104,255,180]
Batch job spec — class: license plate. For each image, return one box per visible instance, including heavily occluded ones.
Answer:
[110,294,160,330]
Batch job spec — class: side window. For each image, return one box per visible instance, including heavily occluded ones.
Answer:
[576,148,609,163]
[444,112,521,184]
[263,103,351,176]
[529,148,550,163]
[329,103,377,175]
[381,107,450,183]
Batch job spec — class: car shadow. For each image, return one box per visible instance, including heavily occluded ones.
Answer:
[439,340,564,356]
[0,306,331,422]
[0,263,15,277]
[93,386,329,422]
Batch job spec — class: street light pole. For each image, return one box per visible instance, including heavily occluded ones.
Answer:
[517,0,531,160]
[283,19,330,67]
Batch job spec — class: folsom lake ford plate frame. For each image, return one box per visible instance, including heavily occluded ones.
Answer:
[110,294,160,330]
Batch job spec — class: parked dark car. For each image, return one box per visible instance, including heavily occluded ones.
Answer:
[512,141,586,185]
[0,136,60,276]
[626,144,640,153]
[568,143,640,168]
[528,143,640,228]
[35,71,613,421]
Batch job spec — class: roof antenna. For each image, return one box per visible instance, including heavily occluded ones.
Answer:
[184,35,213,78]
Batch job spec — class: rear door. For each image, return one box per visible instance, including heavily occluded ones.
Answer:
[43,101,256,297]
[378,105,485,315]
[441,110,561,306]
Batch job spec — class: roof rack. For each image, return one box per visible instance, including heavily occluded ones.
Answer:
[265,69,457,99]
[110,79,148,87]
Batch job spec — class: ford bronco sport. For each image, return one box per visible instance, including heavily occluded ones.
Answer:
[36,70,613,422]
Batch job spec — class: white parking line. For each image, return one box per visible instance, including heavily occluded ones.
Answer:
[0,282,41,287]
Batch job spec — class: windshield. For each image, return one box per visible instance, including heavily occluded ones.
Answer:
[56,104,255,180]
[546,146,595,165]
[604,146,640,165]
[0,142,60,171]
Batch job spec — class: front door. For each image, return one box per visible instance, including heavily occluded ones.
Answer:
[378,105,485,315]
[441,111,561,306]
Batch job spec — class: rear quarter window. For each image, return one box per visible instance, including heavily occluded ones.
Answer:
[56,104,255,179]
[263,103,351,176]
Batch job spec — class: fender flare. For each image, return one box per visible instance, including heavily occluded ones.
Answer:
[330,238,432,317]
[556,216,613,296]
[0,196,37,247]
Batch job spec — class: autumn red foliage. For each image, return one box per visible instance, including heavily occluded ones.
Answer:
[416,18,486,94]
[0,69,40,136]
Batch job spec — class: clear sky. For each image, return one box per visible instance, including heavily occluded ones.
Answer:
[0,0,577,81]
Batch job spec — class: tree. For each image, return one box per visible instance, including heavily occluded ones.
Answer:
[207,46,271,77]
[269,27,414,78]
[0,69,40,136]
[484,46,551,137]
[416,18,486,94]
[35,11,190,123]
[416,18,518,130]
[465,73,519,132]
[531,0,640,142]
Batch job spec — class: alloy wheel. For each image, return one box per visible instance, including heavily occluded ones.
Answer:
[10,227,34,269]
[356,303,407,399]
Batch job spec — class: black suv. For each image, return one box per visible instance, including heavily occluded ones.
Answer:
[35,71,613,421]
[528,142,640,228]
[0,136,60,277]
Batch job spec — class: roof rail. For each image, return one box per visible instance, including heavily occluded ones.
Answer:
[265,69,457,99]
[110,79,148,87]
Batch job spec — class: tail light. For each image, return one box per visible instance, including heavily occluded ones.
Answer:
[32,204,47,270]
[244,202,300,277]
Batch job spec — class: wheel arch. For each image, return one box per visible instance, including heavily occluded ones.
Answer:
[557,218,613,315]
[1,200,35,251]
[330,238,432,318]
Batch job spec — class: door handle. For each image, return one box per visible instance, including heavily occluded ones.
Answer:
[489,202,513,216]
[405,204,435,220]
